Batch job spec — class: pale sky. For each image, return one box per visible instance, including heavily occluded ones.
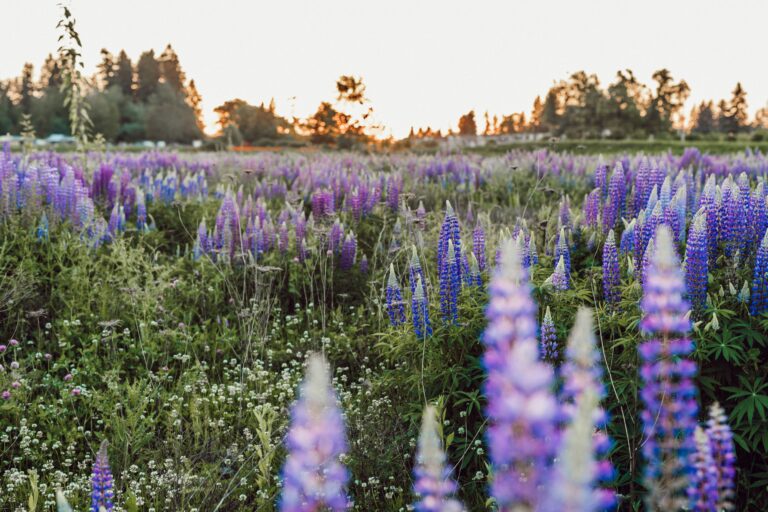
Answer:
[4,1,767,138]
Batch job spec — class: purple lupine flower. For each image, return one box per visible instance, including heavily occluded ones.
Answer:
[136,191,146,231]
[437,201,462,283]
[359,254,368,274]
[549,255,569,291]
[749,229,768,316]
[409,246,426,296]
[37,212,49,241]
[687,427,718,512]
[278,221,289,254]
[413,405,465,512]
[638,226,698,511]
[529,236,539,266]
[416,200,427,225]
[594,159,608,196]
[603,230,620,306]
[280,354,349,512]
[439,240,460,323]
[386,264,406,326]
[706,402,736,510]
[554,308,615,511]
[194,218,208,260]
[472,223,486,272]
[750,182,767,249]
[619,219,635,256]
[468,253,482,287]
[540,306,558,363]
[724,185,746,258]
[605,163,626,229]
[685,211,708,312]
[340,233,356,271]
[559,195,571,230]
[386,176,400,212]
[585,188,601,228]
[329,219,344,255]
[698,176,719,260]
[482,240,558,510]
[412,277,432,339]
[91,440,114,512]
[554,227,571,282]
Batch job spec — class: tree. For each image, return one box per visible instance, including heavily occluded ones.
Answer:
[87,89,120,141]
[98,49,117,89]
[115,50,134,97]
[18,63,35,114]
[529,96,544,132]
[159,44,187,94]
[336,75,367,104]
[604,70,646,138]
[144,83,201,142]
[39,54,63,89]
[692,101,715,134]
[136,50,160,102]
[304,101,340,144]
[645,69,690,134]
[541,88,561,134]
[458,110,477,136]
[728,82,749,132]
[755,104,768,130]
[187,79,204,132]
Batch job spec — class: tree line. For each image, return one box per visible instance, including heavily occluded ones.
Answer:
[417,69,768,141]
[0,44,203,143]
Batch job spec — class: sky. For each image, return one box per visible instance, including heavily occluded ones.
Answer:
[3,1,768,138]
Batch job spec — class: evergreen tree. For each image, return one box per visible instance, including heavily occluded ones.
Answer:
[136,50,160,102]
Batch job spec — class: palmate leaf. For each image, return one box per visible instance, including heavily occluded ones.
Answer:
[725,376,768,424]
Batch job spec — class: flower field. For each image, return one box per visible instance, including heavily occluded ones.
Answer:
[1,145,765,511]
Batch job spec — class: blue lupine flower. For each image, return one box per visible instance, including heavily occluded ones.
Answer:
[386,264,406,326]
[749,229,768,316]
[91,441,114,512]
[412,277,432,339]
[603,229,620,305]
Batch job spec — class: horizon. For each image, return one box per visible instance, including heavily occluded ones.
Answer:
[4,0,768,139]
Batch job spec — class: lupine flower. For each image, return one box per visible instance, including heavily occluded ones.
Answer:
[468,253,482,287]
[472,223,486,272]
[410,246,426,296]
[706,402,736,510]
[549,255,569,291]
[280,354,349,512]
[638,226,698,512]
[339,233,357,270]
[438,201,462,283]
[559,195,571,230]
[359,254,368,274]
[37,212,49,240]
[603,229,620,305]
[412,277,432,339]
[482,240,558,510]
[91,440,114,512]
[687,427,718,512]
[386,264,406,326]
[540,306,558,363]
[56,489,74,512]
[554,227,571,283]
[594,159,608,195]
[557,308,615,510]
[529,236,539,266]
[413,406,465,512]
[439,240,460,323]
[750,229,768,316]
[619,218,635,256]
[416,201,427,224]
[585,188,600,228]
[685,211,708,312]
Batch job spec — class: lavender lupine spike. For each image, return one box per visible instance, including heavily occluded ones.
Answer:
[482,240,558,511]
[359,254,368,274]
[386,264,406,326]
[529,236,538,266]
[472,223,486,272]
[603,230,620,306]
[585,188,600,228]
[91,440,114,512]
[639,226,699,512]
[437,201,461,282]
[37,212,49,241]
[685,212,708,312]
[706,402,736,510]
[554,227,571,282]
[619,218,635,256]
[749,229,768,316]
[468,252,482,287]
[340,233,356,271]
[439,239,460,323]
[557,308,615,511]
[412,277,432,339]
[413,406,465,512]
[540,306,558,364]
[410,246,426,296]
[549,255,569,291]
[280,354,350,512]
[687,427,718,512]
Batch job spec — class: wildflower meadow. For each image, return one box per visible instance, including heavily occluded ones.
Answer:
[0,145,763,511]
